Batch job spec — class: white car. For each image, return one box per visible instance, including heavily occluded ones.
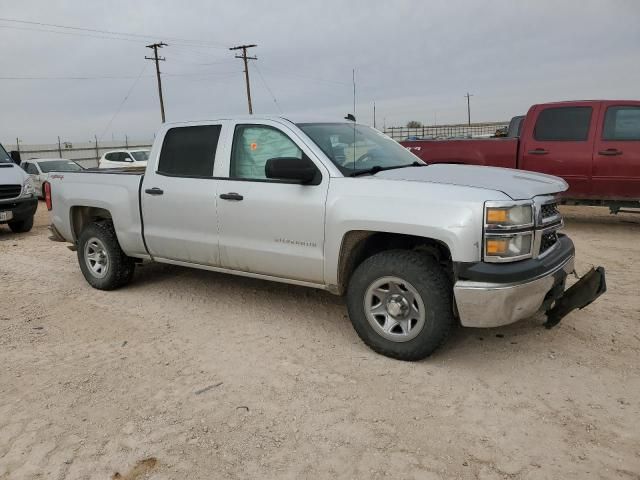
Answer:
[98,149,150,169]
[21,158,83,198]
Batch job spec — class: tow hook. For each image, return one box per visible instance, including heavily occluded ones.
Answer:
[544,266,607,329]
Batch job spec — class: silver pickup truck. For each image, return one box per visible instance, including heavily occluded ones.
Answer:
[47,116,605,360]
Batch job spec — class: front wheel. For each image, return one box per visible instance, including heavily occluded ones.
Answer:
[8,216,34,233]
[346,250,454,361]
[77,221,135,290]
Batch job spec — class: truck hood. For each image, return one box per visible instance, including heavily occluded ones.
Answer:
[0,163,27,185]
[370,164,568,200]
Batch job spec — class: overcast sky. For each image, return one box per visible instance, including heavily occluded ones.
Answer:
[1,0,639,144]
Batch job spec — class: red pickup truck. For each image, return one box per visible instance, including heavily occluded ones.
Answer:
[401,100,640,212]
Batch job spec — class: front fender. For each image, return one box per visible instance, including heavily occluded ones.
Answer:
[324,178,505,286]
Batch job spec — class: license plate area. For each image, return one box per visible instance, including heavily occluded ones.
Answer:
[0,211,13,221]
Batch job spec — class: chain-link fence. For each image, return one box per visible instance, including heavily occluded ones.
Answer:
[5,137,153,169]
[383,121,508,141]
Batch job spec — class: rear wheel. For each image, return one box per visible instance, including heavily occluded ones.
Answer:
[8,216,34,233]
[346,250,454,361]
[77,221,135,290]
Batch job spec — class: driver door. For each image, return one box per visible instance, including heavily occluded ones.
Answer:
[215,122,329,283]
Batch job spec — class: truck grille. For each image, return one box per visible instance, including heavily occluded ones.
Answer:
[540,202,559,220]
[540,231,558,254]
[0,185,21,200]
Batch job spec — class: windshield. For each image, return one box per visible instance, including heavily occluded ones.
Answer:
[297,123,422,175]
[131,150,149,162]
[39,160,82,173]
[0,143,11,164]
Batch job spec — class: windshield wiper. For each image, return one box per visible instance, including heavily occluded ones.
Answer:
[349,161,426,177]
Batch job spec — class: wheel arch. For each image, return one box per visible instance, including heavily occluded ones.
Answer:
[335,230,453,295]
[70,205,113,242]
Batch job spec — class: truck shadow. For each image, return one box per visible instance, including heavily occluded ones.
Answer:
[128,262,558,362]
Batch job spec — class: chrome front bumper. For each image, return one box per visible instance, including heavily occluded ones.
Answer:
[454,255,575,328]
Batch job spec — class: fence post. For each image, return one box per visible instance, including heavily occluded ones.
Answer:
[125,135,129,149]
[16,137,20,154]
[58,136,62,158]
[94,135,99,161]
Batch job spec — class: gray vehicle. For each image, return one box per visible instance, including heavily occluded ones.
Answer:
[0,143,37,233]
[47,116,606,360]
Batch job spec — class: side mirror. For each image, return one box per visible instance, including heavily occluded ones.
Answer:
[10,151,21,165]
[265,155,319,184]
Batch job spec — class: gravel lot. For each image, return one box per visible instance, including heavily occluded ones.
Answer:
[1,203,639,479]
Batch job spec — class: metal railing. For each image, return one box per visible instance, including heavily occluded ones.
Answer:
[383,121,509,141]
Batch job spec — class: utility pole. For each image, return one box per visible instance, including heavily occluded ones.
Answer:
[465,92,474,126]
[145,42,167,122]
[230,44,257,114]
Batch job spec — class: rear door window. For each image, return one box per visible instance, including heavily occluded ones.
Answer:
[25,163,39,174]
[158,125,221,177]
[602,106,640,141]
[534,107,592,141]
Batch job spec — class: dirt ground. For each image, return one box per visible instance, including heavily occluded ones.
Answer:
[1,203,638,480]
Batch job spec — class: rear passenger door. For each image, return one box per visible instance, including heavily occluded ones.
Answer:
[592,102,640,199]
[141,123,226,266]
[520,103,599,198]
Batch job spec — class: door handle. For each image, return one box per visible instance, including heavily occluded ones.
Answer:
[219,192,244,201]
[145,187,164,195]
[528,148,549,155]
[598,148,623,156]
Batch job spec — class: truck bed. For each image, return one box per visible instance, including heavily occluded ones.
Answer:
[48,169,147,257]
[401,138,519,169]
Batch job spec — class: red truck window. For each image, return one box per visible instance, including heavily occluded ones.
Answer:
[602,106,640,141]
[534,107,592,141]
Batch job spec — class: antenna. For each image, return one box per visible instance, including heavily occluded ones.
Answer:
[373,101,376,129]
[352,69,356,118]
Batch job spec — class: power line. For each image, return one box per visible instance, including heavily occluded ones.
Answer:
[145,42,167,122]
[0,17,227,48]
[254,63,282,114]
[99,64,148,140]
[230,44,257,114]
[0,74,152,80]
[0,71,240,81]
[0,24,147,43]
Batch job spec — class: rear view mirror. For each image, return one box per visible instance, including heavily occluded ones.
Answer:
[265,155,319,184]
[10,151,21,165]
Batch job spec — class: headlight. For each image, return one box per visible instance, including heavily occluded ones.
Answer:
[21,178,35,196]
[484,201,534,262]
[484,232,533,261]
[485,203,533,228]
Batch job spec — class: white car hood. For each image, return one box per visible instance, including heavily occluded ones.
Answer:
[0,163,27,185]
[370,164,568,200]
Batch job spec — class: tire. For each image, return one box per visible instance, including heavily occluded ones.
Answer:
[346,250,454,361]
[8,215,34,233]
[77,220,135,290]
